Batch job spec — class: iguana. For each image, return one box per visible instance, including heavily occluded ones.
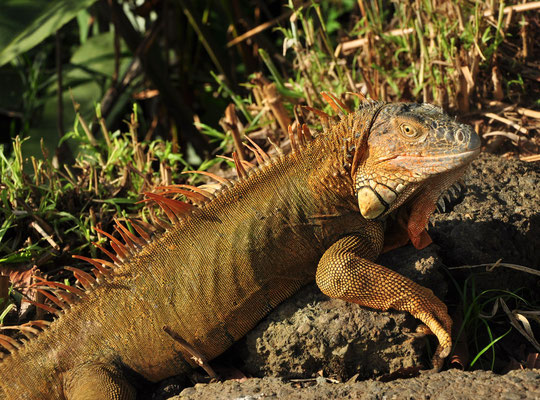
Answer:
[0,96,480,399]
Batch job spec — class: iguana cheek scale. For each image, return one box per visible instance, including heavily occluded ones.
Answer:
[0,96,480,399]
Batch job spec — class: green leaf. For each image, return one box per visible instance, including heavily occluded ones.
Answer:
[0,0,100,67]
[0,303,15,324]
[469,327,511,368]
[25,31,130,161]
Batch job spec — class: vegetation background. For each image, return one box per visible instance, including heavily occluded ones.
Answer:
[0,0,538,377]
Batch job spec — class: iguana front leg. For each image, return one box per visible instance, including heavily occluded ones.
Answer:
[315,234,452,367]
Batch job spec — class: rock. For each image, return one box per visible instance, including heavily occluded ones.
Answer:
[171,369,540,399]
[430,153,540,300]
[430,153,540,269]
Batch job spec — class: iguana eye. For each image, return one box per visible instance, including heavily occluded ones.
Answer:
[400,123,417,138]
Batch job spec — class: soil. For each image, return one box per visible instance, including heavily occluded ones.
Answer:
[152,153,540,399]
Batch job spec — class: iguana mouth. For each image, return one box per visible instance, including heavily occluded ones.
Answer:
[389,148,480,174]
[393,148,480,162]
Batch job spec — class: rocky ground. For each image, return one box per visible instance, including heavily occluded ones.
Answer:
[175,369,540,399]
[151,153,540,399]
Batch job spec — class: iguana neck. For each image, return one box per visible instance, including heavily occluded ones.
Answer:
[307,107,386,210]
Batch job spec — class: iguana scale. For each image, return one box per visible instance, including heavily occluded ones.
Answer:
[0,97,481,399]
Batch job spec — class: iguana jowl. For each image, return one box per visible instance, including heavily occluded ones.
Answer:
[0,98,480,399]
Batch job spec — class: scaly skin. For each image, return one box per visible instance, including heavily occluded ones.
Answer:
[0,101,480,399]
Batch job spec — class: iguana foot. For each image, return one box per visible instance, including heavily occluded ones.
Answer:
[404,286,452,358]
[415,324,452,371]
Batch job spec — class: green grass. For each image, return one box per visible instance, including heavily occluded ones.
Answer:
[447,262,540,371]
[0,106,208,317]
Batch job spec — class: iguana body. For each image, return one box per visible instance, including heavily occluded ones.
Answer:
[0,100,480,399]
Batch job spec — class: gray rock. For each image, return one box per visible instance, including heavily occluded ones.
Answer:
[172,369,540,399]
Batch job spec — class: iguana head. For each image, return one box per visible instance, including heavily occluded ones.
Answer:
[353,102,480,246]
